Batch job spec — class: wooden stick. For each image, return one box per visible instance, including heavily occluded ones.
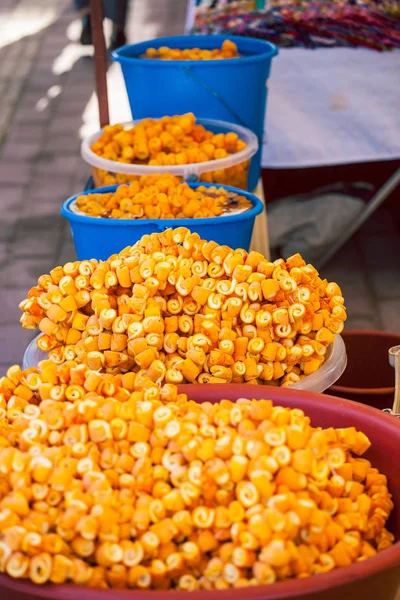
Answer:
[250,178,270,260]
[90,0,110,128]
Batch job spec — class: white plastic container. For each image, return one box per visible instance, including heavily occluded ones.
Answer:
[23,335,346,394]
[81,118,258,191]
[292,334,347,393]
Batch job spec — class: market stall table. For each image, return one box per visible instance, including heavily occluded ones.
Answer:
[261,46,400,265]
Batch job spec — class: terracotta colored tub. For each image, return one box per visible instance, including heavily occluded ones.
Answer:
[329,330,400,410]
[1,385,399,600]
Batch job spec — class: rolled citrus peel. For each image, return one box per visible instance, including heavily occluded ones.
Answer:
[142,39,240,60]
[74,177,252,220]
[19,227,346,386]
[0,362,393,589]
[89,114,250,190]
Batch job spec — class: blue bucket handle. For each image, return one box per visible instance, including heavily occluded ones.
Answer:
[180,65,257,138]
[129,64,253,136]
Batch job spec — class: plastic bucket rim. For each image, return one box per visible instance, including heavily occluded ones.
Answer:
[330,329,400,396]
[112,34,278,67]
[81,117,258,177]
[1,386,400,598]
[61,182,264,228]
[341,329,400,339]
[330,384,395,396]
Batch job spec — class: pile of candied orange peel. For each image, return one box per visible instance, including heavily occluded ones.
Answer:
[0,361,394,589]
[90,114,250,189]
[20,228,346,387]
[75,176,252,220]
[142,39,240,60]
[90,114,246,167]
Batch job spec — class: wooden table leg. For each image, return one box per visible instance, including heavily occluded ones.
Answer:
[250,178,270,259]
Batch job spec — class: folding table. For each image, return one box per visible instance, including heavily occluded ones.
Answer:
[262,47,400,267]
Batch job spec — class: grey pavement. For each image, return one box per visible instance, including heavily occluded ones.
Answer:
[0,0,188,371]
[0,0,399,373]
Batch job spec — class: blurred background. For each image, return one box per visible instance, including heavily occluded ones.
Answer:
[0,0,399,372]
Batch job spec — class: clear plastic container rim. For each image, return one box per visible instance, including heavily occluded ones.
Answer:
[23,335,346,394]
[81,118,259,178]
[292,334,346,393]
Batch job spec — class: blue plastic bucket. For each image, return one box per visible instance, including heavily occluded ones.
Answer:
[61,183,264,261]
[112,35,278,190]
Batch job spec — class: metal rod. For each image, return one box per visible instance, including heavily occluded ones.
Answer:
[316,168,400,269]
[90,0,110,128]
[389,346,400,416]
[393,353,400,415]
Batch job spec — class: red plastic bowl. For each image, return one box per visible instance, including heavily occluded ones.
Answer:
[329,330,400,410]
[1,385,400,600]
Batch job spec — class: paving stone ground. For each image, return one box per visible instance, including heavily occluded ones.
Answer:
[0,0,399,373]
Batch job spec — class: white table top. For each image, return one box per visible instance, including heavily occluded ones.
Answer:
[80,46,400,171]
[262,48,400,169]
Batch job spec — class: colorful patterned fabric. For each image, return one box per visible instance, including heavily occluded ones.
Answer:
[191,2,400,50]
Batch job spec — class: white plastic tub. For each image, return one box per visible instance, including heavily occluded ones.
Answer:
[23,335,346,394]
[81,118,258,191]
[294,334,347,393]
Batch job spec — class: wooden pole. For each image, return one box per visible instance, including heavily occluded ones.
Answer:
[90,0,110,128]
